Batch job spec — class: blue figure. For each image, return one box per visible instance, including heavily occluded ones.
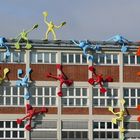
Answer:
[72,40,100,62]
[16,68,32,100]
[0,37,10,60]
[107,35,129,52]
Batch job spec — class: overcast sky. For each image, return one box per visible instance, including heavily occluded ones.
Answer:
[0,0,140,41]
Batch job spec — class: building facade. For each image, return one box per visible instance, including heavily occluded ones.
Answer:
[0,40,140,140]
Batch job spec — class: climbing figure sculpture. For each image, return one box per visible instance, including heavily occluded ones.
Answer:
[108,99,126,140]
[72,40,100,62]
[16,68,32,99]
[107,35,129,52]
[0,37,10,61]
[0,67,9,84]
[46,64,73,97]
[16,104,48,131]
[14,24,38,49]
[43,11,66,40]
[88,66,113,93]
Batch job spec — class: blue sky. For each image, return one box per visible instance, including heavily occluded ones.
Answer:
[0,0,140,41]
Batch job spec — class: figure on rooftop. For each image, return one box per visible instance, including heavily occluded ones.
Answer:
[14,24,38,49]
[43,11,66,40]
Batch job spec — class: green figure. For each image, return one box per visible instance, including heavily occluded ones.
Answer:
[43,11,66,40]
[14,24,38,49]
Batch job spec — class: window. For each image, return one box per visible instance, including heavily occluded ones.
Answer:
[62,88,88,107]
[0,52,25,63]
[93,53,119,65]
[93,121,119,139]
[124,88,140,107]
[30,52,56,64]
[31,121,57,140]
[124,122,140,139]
[61,53,87,64]
[29,86,57,106]
[0,86,25,106]
[123,53,140,65]
[0,121,25,139]
[62,121,88,139]
[93,88,119,107]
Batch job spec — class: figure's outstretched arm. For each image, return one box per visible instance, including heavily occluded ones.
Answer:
[47,74,59,80]
[72,40,79,46]
[54,22,66,29]
[43,16,49,26]
[26,24,38,34]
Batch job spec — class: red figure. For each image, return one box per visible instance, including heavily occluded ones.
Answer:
[46,64,73,97]
[88,66,113,93]
[16,104,48,131]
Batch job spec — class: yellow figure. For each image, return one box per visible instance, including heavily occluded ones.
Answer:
[0,68,9,84]
[43,11,66,40]
[108,99,125,140]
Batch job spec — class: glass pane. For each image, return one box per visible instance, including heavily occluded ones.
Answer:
[0,52,4,62]
[69,88,74,96]
[45,87,49,95]
[13,52,19,62]
[37,53,42,63]
[20,97,24,105]
[100,131,105,138]
[38,87,42,95]
[124,88,129,97]
[69,131,74,138]
[76,88,80,96]
[30,97,36,105]
[45,97,49,105]
[131,99,136,107]
[83,132,88,138]
[82,55,87,63]
[20,52,25,62]
[31,52,36,63]
[0,122,3,128]
[62,131,67,138]
[0,131,3,138]
[113,99,118,106]
[76,99,81,106]
[13,97,18,105]
[123,54,128,64]
[6,97,11,105]
[113,132,119,138]
[131,89,135,97]
[62,54,67,63]
[62,98,67,106]
[137,89,140,97]
[51,52,56,63]
[0,96,4,105]
[76,131,81,138]
[13,87,17,95]
[38,97,42,105]
[113,89,118,97]
[62,88,67,96]
[113,54,118,64]
[107,131,112,138]
[107,99,111,106]
[106,54,111,64]
[51,97,56,105]
[137,56,140,64]
[19,131,24,138]
[99,54,105,63]
[69,54,74,63]
[51,87,56,96]
[93,88,98,96]
[82,98,87,106]
[76,54,80,63]
[124,98,129,107]
[130,54,135,64]
[93,132,99,138]
[93,99,98,106]
[100,99,105,106]
[82,88,87,96]
[6,87,11,95]
[13,121,17,128]
[13,131,17,137]
[93,122,98,129]
[44,52,49,63]
[69,98,74,106]
[100,122,105,129]
[107,122,112,128]
[5,131,10,138]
